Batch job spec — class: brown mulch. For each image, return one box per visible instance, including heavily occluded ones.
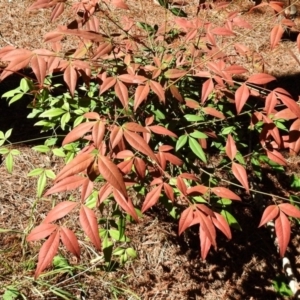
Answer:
[1,0,300,299]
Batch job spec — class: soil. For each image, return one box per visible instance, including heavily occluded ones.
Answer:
[1,0,300,299]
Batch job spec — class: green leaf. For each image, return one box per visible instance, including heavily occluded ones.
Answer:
[28,168,44,177]
[112,247,125,256]
[291,174,300,191]
[20,78,30,92]
[37,172,47,198]
[39,108,66,118]
[61,112,71,130]
[74,115,84,127]
[126,247,137,258]
[5,153,13,173]
[188,137,207,163]
[117,215,126,241]
[0,147,9,155]
[3,286,20,300]
[109,229,129,242]
[45,169,56,179]
[10,149,20,156]
[2,89,19,98]
[53,255,70,269]
[4,129,12,139]
[221,126,235,135]
[189,130,208,139]
[169,7,187,17]
[176,135,188,151]
[50,287,75,300]
[221,209,241,231]
[32,145,50,153]
[0,131,5,139]
[184,114,203,122]
[8,93,24,105]
[273,275,293,296]
[136,22,155,34]
[52,148,66,157]
[235,152,245,165]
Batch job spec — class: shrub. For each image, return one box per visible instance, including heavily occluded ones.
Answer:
[1,0,300,289]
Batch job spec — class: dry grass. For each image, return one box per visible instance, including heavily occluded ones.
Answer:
[1,0,300,299]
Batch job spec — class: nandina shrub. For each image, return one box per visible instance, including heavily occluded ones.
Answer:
[1,0,300,281]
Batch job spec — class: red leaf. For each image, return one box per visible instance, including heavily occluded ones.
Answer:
[44,175,86,196]
[232,163,249,193]
[202,107,225,119]
[92,121,106,149]
[186,185,208,195]
[124,130,158,163]
[225,65,248,74]
[274,108,297,120]
[134,83,150,111]
[110,125,123,149]
[98,183,113,205]
[275,211,291,257]
[247,73,276,85]
[27,223,58,242]
[142,184,163,212]
[212,212,232,239]
[100,77,116,95]
[55,153,95,183]
[196,210,216,247]
[164,69,187,79]
[201,78,214,104]
[289,119,300,155]
[84,112,100,120]
[123,122,149,133]
[79,206,101,250]
[112,0,129,9]
[177,176,187,195]
[178,206,194,235]
[199,225,212,260]
[270,24,284,49]
[113,189,139,222]
[170,84,184,102]
[158,145,173,152]
[258,205,279,227]
[235,84,249,114]
[134,157,146,178]
[64,64,77,97]
[60,227,80,258]
[163,183,174,202]
[118,158,133,174]
[81,178,94,203]
[266,149,287,166]
[163,152,183,165]
[275,89,300,119]
[149,80,165,103]
[196,204,214,217]
[51,2,64,22]
[211,187,241,201]
[210,27,234,36]
[98,155,127,197]
[225,134,237,160]
[115,80,129,108]
[43,201,78,224]
[148,125,177,137]
[35,230,60,278]
[62,122,95,146]
[279,203,300,218]
[31,55,47,86]
[265,91,278,114]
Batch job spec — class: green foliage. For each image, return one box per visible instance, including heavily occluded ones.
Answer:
[273,275,293,297]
